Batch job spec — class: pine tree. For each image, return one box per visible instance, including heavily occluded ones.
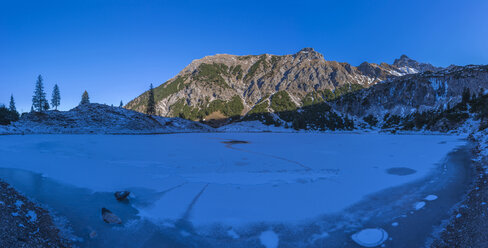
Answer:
[146,84,156,115]
[462,87,471,104]
[32,75,48,112]
[51,84,61,110]
[119,100,124,108]
[8,95,19,121]
[80,91,90,105]
[9,95,16,112]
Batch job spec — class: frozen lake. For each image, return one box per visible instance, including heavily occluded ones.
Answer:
[0,133,472,247]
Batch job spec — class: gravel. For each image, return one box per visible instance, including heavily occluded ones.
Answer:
[0,180,70,248]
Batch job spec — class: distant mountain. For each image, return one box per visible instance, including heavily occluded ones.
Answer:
[126,48,431,123]
[392,54,443,74]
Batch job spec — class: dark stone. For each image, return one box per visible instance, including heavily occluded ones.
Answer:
[386,167,417,176]
[114,191,130,201]
[222,140,249,145]
[101,207,122,224]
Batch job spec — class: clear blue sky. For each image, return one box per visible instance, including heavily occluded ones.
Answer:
[1,0,487,112]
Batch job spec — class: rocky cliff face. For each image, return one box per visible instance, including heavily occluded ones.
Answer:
[126,48,427,121]
[333,65,488,117]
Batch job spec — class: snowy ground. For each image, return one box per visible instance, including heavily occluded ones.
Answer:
[0,133,468,247]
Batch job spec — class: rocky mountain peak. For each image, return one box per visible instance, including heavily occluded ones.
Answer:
[393,55,442,73]
[294,47,323,60]
[393,54,417,67]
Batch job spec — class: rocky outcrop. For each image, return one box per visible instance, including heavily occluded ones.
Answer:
[126,48,431,121]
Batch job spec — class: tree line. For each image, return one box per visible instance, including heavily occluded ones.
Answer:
[31,74,90,112]
[2,74,157,126]
[2,74,97,125]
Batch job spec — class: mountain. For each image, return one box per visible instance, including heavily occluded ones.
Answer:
[333,65,488,117]
[126,48,429,123]
[392,54,443,74]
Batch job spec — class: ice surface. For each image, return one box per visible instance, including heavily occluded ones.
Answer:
[0,133,464,227]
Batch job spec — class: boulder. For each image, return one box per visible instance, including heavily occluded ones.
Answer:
[101,208,122,224]
[114,191,130,201]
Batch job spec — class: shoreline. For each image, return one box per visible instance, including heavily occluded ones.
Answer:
[430,133,488,247]
[0,180,71,248]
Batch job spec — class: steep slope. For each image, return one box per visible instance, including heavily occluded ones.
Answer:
[126,48,427,122]
[333,65,488,117]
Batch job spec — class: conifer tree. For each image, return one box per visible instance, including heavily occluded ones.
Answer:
[8,95,19,121]
[462,87,471,104]
[51,84,61,110]
[9,95,16,112]
[146,84,156,115]
[32,75,48,112]
[80,91,90,105]
[119,100,124,108]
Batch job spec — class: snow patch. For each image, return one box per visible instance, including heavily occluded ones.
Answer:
[259,230,279,248]
[26,210,37,222]
[14,200,23,208]
[424,195,438,201]
[310,232,329,242]
[414,201,426,210]
[351,228,388,247]
[227,229,240,239]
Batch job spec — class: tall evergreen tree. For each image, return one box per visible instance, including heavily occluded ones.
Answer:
[80,91,90,105]
[8,95,19,121]
[119,100,124,108]
[32,75,48,112]
[51,84,61,110]
[462,87,471,104]
[146,84,156,115]
[9,95,16,112]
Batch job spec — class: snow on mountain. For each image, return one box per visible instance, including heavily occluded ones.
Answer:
[0,103,213,135]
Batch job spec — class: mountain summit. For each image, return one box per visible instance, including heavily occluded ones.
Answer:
[393,54,442,73]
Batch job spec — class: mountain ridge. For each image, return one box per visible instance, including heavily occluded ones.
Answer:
[126,48,437,123]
